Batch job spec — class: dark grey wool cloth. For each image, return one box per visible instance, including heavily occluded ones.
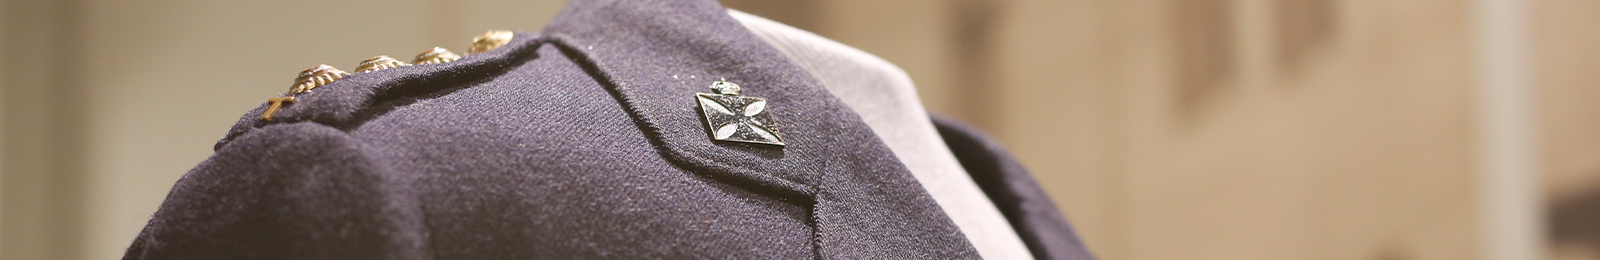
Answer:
[122,0,1094,259]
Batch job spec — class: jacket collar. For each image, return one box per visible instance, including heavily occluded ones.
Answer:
[539,0,981,258]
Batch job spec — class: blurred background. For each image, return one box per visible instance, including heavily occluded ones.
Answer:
[1,0,1594,259]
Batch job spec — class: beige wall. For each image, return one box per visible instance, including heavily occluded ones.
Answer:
[730,0,1544,260]
[1,1,568,259]
[1537,0,1600,259]
[4,1,88,259]
[3,0,1588,260]
[981,1,1483,259]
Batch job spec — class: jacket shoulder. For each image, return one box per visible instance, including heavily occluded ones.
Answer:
[129,122,430,260]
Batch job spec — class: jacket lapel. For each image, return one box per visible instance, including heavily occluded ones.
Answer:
[538,0,980,258]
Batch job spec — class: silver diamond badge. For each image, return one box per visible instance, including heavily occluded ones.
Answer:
[696,79,785,146]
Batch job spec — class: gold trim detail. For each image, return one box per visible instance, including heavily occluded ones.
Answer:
[262,96,296,121]
[289,64,349,94]
[413,47,462,64]
[469,30,515,54]
[355,55,410,73]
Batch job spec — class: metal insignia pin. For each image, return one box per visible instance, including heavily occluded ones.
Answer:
[696,79,785,146]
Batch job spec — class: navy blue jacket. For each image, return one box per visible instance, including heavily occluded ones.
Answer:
[123,0,1093,259]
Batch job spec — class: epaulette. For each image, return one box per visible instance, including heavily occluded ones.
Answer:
[214,30,535,151]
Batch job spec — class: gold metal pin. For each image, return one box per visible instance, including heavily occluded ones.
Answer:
[289,64,349,94]
[355,55,409,73]
[262,96,296,121]
[468,30,515,54]
[413,47,461,64]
